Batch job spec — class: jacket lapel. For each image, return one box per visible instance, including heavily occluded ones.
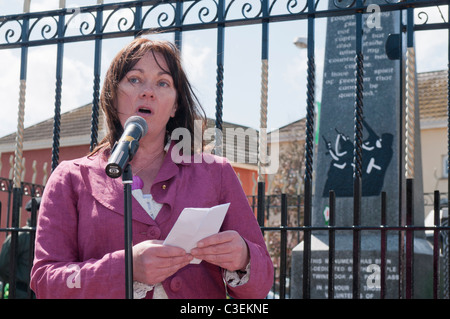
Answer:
[149,141,195,226]
[78,152,156,226]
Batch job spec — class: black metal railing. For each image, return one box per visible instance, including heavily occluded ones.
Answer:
[0,181,449,299]
[250,191,450,299]
[0,178,42,299]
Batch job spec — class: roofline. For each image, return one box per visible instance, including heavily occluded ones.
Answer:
[276,117,306,131]
[417,69,448,76]
[0,133,105,153]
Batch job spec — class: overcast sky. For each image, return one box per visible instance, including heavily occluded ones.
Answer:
[0,0,448,139]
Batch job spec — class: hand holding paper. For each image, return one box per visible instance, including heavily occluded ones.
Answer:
[191,230,250,272]
[163,203,230,264]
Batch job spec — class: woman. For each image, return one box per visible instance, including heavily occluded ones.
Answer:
[30,38,274,299]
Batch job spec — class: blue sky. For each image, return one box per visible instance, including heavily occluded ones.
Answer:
[0,0,448,138]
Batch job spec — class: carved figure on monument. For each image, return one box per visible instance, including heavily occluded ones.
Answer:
[322,119,393,197]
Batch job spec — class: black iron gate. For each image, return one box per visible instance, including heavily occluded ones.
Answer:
[0,0,449,299]
[250,191,450,299]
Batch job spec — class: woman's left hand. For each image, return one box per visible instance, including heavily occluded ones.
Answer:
[190,230,250,272]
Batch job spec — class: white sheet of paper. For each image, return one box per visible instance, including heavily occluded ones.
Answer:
[163,203,230,264]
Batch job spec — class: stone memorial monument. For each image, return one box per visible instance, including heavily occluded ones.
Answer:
[291,0,433,298]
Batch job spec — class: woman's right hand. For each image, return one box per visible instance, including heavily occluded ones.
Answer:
[132,240,193,285]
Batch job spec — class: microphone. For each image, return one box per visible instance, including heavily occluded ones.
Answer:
[106,116,148,178]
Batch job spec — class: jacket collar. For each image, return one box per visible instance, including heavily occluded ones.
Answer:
[77,141,194,226]
[78,151,156,226]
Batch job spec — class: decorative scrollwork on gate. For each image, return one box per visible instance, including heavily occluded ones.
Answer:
[142,2,177,29]
[22,181,44,198]
[28,16,58,40]
[225,0,263,20]
[102,7,136,33]
[64,8,96,36]
[0,177,12,192]
[0,0,449,47]
[333,0,356,9]
[0,19,22,44]
[183,0,218,25]
[416,5,448,25]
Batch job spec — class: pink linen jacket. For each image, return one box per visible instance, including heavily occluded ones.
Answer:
[30,143,274,299]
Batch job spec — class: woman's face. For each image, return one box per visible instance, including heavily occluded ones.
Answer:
[116,51,177,143]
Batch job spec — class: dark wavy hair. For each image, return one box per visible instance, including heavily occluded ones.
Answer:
[90,37,206,156]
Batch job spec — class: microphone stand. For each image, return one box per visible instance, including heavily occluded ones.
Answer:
[107,131,143,299]
[123,164,133,299]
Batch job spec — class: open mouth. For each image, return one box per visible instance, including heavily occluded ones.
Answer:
[138,107,152,115]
